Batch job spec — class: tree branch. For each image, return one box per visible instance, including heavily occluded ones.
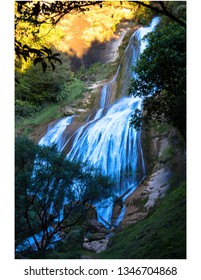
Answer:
[133,1,186,28]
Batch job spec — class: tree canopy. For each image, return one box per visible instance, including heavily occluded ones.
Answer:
[130,15,186,139]
[15,1,102,71]
[132,1,186,28]
[15,136,113,257]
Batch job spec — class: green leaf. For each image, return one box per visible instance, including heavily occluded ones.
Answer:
[52,53,61,57]
[50,62,55,71]
[42,61,47,73]
[54,57,62,64]
[34,57,43,66]
[42,47,52,55]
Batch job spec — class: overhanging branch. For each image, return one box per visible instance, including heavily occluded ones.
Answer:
[133,1,186,28]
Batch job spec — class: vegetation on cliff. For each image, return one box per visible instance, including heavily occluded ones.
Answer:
[100,180,186,259]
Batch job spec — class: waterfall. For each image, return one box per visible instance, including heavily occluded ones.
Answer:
[38,115,74,151]
[38,17,159,228]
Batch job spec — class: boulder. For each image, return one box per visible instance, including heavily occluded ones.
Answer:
[62,106,75,116]
[86,232,107,241]
[83,239,109,253]
[83,219,109,234]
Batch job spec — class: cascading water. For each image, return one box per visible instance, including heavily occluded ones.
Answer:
[38,17,159,228]
[38,116,74,149]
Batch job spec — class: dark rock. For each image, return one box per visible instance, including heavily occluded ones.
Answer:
[87,232,107,241]
[83,219,109,234]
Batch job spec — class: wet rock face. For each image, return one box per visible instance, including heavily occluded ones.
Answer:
[120,126,176,227]
[142,130,168,171]
[111,198,123,225]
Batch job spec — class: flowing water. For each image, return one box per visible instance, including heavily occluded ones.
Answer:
[38,17,159,228]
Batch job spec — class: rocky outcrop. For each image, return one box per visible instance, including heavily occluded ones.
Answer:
[144,167,172,209]
[121,170,172,227]
[83,239,109,254]
[83,218,109,234]
[82,218,110,254]
[61,106,88,117]
[121,125,178,227]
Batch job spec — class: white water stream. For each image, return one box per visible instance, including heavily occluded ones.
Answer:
[38,17,159,228]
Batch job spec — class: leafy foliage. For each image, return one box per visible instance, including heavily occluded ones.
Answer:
[15,40,62,73]
[15,52,86,120]
[130,19,186,138]
[15,137,113,256]
[15,1,102,69]
[16,55,73,102]
[132,1,186,28]
[76,62,117,84]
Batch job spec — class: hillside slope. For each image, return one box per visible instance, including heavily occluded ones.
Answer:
[100,181,186,259]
